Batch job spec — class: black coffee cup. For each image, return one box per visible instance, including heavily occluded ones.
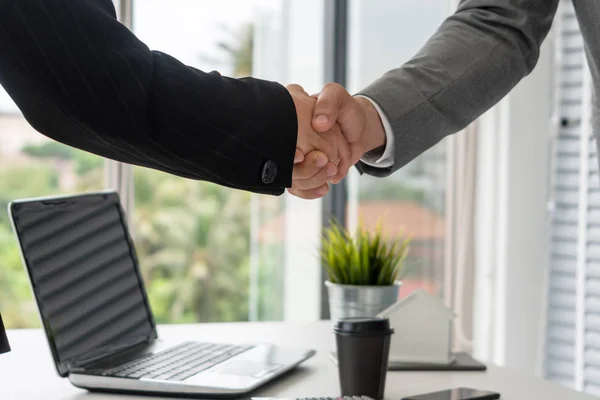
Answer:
[334,317,394,400]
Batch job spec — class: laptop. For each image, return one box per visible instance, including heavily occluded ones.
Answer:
[8,191,315,397]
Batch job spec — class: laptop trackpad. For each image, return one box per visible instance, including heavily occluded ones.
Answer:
[216,360,282,378]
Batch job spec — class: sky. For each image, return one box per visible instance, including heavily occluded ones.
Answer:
[133,0,278,69]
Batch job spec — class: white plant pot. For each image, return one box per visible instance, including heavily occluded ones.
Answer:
[325,280,402,323]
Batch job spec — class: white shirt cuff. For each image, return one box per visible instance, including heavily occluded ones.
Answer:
[355,95,395,168]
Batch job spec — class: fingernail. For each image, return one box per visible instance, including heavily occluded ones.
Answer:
[294,153,304,163]
[318,185,329,196]
[314,115,329,125]
[316,154,328,167]
[327,165,337,177]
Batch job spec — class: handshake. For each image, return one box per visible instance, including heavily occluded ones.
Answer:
[287,83,387,200]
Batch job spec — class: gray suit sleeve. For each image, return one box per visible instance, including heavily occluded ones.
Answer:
[356,0,559,177]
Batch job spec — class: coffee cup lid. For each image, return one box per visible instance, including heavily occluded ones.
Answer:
[334,317,394,336]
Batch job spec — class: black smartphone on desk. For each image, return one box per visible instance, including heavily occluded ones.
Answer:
[402,387,500,400]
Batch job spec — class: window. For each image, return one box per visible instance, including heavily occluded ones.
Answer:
[345,0,451,299]
[130,0,326,324]
[544,0,600,395]
[0,0,458,330]
[0,0,329,329]
[0,94,104,329]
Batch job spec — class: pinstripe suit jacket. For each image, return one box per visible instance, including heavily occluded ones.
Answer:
[0,0,297,195]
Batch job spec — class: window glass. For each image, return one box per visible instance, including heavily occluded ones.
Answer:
[132,0,325,323]
[346,0,451,298]
[0,100,104,328]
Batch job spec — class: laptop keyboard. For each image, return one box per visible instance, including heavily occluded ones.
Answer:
[102,341,253,381]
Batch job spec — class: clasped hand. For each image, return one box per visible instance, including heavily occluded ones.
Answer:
[287,83,386,199]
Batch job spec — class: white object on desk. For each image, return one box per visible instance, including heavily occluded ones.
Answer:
[1,321,596,400]
[377,289,456,365]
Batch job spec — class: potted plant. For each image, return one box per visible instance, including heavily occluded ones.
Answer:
[321,218,412,322]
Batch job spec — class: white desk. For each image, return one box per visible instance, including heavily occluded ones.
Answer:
[1,321,595,400]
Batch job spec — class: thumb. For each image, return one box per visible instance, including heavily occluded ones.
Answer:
[286,83,309,96]
[312,83,349,133]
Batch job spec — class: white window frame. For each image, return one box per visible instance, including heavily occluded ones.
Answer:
[281,0,326,321]
[106,0,135,222]
[105,161,134,220]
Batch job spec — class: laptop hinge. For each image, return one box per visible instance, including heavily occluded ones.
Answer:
[68,336,153,371]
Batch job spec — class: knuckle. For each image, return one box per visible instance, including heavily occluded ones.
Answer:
[322,82,342,92]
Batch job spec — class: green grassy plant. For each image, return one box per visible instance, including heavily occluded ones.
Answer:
[321,218,411,286]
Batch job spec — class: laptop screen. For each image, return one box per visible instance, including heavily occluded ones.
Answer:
[10,192,156,374]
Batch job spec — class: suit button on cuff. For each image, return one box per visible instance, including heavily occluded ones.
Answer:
[261,160,278,184]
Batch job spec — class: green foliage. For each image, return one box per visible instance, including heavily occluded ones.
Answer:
[0,163,61,328]
[21,141,103,177]
[0,164,59,227]
[0,224,40,328]
[221,24,253,77]
[1,24,277,328]
[0,146,107,327]
[256,243,284,320]
[132,168,254,324]
[74,152,104,175]
[359,181,427,203]
[22,141,73,159]
[201,23,254,78]
[123,22,266,324]
[321,218,411,286]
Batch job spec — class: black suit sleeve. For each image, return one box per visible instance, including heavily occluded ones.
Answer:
[0,0,298,195]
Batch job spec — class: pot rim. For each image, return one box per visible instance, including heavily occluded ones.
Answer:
[324,280,401,289]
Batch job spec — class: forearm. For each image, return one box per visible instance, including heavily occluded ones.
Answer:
[0,0,297,194]
[142,53,298,193]
[357,0,559,176]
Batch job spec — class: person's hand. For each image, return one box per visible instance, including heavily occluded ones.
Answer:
[287,84,352,199]
[290,148,335,199]
[311,83,387,184]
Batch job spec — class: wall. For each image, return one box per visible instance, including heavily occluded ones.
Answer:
[473,35,554,376]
